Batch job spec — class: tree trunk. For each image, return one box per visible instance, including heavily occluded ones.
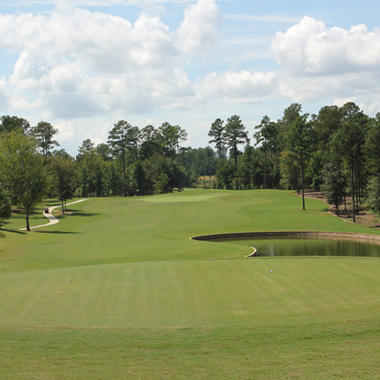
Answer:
[355,164,360,214]
[26,212,30,232]
[296,164,299,195]
[301,150,305,210]
[264,138,267,189]
[122,148,127,197]
[356,186,360,215]
[351,158,356,223]
[61,199,65,215]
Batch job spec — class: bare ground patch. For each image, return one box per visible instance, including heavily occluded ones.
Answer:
[299,190,380,228]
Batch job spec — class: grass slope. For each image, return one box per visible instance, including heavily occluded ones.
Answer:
[1,189,380,379]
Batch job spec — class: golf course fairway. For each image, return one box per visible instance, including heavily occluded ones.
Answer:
[1,189,380,379]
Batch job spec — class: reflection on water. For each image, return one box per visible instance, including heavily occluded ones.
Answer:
[215,237,380,257]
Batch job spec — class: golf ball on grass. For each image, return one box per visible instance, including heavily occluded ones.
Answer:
[269,270,273,273]
[68,279,71,282]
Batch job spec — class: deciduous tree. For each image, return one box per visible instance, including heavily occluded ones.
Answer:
[0,132,46,231]
[0,183,12,230]
[47,156,77,214]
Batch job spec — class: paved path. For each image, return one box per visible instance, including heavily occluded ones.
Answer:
[20,199,87,231]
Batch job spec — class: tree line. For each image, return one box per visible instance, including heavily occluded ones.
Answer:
[209,103,380,223]
[1,101,380,231]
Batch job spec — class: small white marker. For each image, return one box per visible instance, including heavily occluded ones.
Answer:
[68,279,71,282]
[269,270,273,273]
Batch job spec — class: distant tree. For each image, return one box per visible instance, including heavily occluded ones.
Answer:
[155,173,169,194]
[365,113,380,178]
[238,145,262,189]
[141,125,155,142]
[76,142,108,197]
[208,118,225,160]
[287,114,315,209]
[365,176,380,215]
[78,139,95,156]
[32,121,59,161]
[334,102,369,222]
[108,120,132,197]
[254,115,277,189]
[126,126,141,161]
[140,139,162,161]
[279,149,299,191]
[279,103,302,149]
[306,150,325,191]
[215,161,236,189]
[96,143,112,162]
[158,122,187,166]
[47,156,77,214]
[0,132,46,231]
[133,160,147,196]
[107,162,123,196]
[322,160,347,215]
[223,115,249,167]
[0,115,31,135]
[53,149,74,161]
[313,105,342,151]
[0,183,12,230]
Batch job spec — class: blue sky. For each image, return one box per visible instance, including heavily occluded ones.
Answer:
[1,0,380,155]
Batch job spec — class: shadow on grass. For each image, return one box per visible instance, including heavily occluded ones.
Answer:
[68,210,99,218]
[34,231,81,234]
[1,229,27,235]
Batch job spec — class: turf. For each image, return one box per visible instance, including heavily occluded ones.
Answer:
[1,189,380,379]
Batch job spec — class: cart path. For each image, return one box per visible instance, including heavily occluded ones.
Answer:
[19,199,88,231]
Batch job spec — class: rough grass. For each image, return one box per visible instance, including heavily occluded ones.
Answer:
[1,189,380,379]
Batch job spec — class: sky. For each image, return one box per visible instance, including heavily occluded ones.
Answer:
[1,0,380,155]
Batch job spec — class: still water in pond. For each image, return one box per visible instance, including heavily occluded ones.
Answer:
[217,238,380,257]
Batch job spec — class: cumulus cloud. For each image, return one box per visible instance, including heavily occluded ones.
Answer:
[0,6,188,118]
[177,0,220,55]
[271,16,380,107]
[272,16,380,76]
[0,0,261,121]
[0,78,10,112]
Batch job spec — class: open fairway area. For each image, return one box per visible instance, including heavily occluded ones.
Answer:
[1,189,380,379]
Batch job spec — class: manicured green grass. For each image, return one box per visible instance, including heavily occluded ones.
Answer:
[1,189,380,379]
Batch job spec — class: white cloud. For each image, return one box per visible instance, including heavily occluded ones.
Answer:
[55,120,75,142]
[3,0,193,6]
[272,16,380,76]
[0,78,9,112]
[0,0,255,122]
[6,2,380,154]
[198,71,278,103]
[177,0,220,55]
[0,6,191,118]
[271,16,380,107]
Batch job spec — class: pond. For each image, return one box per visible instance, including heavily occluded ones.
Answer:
[215,237,380,258]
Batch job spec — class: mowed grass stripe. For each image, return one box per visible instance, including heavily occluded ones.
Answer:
[1,258,380,328]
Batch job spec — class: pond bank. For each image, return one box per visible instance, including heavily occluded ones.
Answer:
[190,231,380,245]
